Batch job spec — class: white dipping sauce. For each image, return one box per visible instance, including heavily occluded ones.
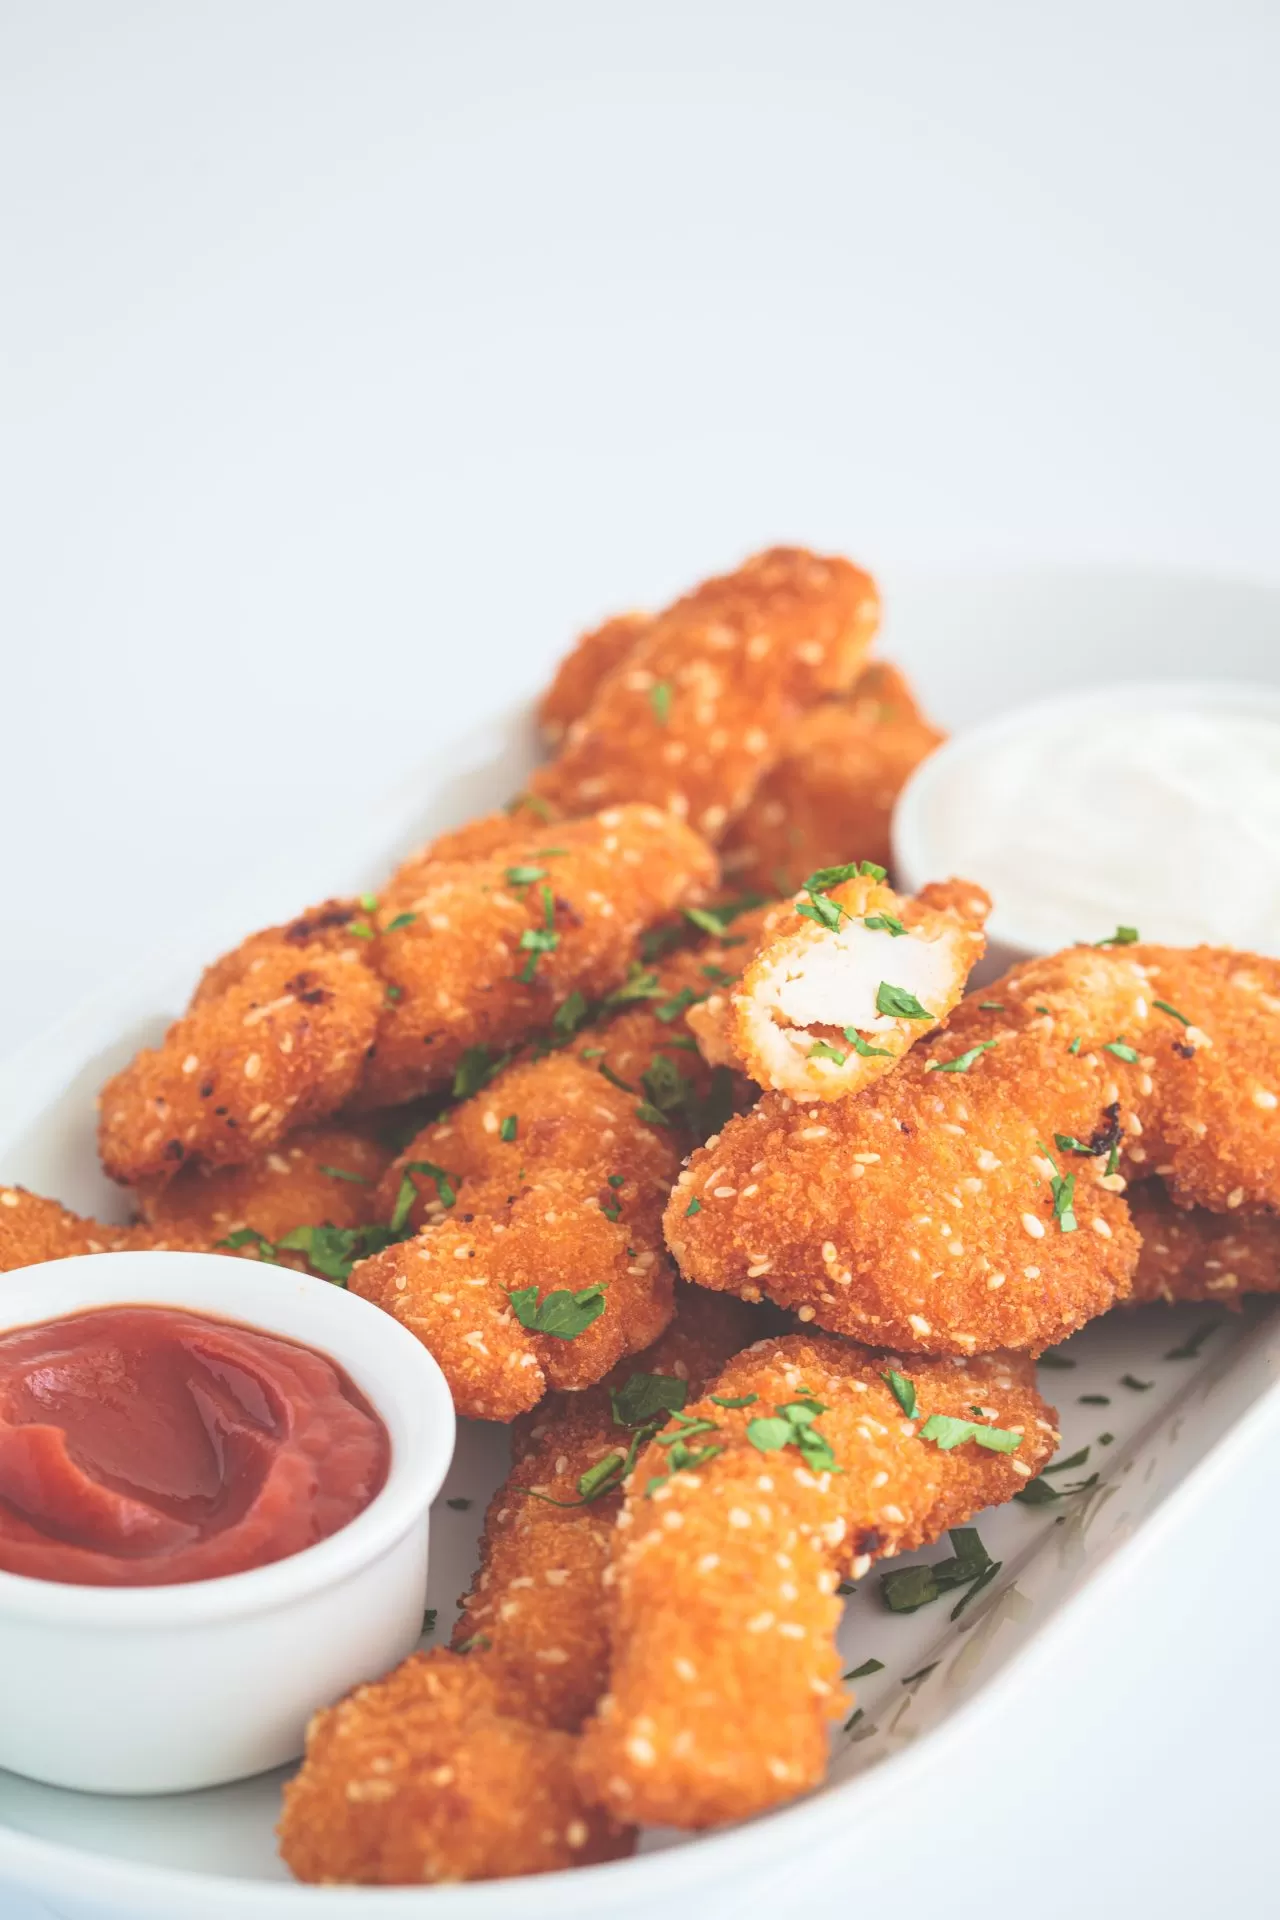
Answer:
[900,684,1280,954]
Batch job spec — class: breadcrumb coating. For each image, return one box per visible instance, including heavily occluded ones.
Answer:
[455,1289,761,1732]
[1128,1180,1280,1306]
[353,805,717,1109]
[98,944,386,1186]
[668,944,1280,1353]
[531,549,880,839]
[689,874,989,1103]
[576,1336,1054,1828]
[133,1122,392,1250]
[538,612,652,746]
[0,1186,207,1271]
[719,662,945,894]
[277,1651,632,1886]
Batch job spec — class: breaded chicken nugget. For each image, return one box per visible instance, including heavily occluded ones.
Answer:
[349,1058,681,1420]
[688,872,989,1102]
[98,942,385,1187]
[538,612,652,747]
[667,944,1280,1354]
[531,549,880,840]
[277,1651,631,1886]
[133,1122,392,1251]
[1128,1180,1280,1306]
[454,1289,760,1731]
[576,1335,1055,1828]
[719,662,945,894]
[353,805,717,1109]
[0,1186,206,1270]
[188,899,369,1008]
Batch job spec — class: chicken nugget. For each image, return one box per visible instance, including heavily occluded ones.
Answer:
[98,942,386,1187]
[352,805,717,1109]
[277,1651,631,1886]
[188,899,370,1009]
[455,1288,761,1731]
[1128,1180,1280,1306]
[667,943,1280,1354]
[576,1334,1055,1828]
[0,1186,206,1271]
[531,549,880,840]
[538,612,652,747]
[687,871,989,1102]
[133,1122,392,1257]
[719,662,945,894]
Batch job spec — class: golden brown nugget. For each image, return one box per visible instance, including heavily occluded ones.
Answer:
[538,611,652,746]
[353,805,717,1109]
[0,1185,208,1271]
[576,1335,1055,1829]
[454,1290,761,1732]
[1128,1181,1280,1306]
[719,661,946,894]
[277,1651,631,1886]
[531,548,880,839]
[134,1122,393,1248]
[98,942,386,1187]
[667,943,1280,1354]
[188,899,370,1009]
[688,872,989,1103]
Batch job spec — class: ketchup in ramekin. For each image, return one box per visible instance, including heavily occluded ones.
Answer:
[0,1304,389,1586]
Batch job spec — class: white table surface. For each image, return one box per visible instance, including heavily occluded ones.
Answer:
[1,5,1277,1917]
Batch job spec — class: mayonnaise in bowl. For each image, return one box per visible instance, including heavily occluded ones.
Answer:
[893,681,1280,962]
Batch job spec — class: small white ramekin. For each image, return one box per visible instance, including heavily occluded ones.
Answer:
[0,1251,455,1795]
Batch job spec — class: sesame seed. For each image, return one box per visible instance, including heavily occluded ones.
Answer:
[626,1735,656,1767]
[908,1313,932,1336]
[1254,1089,1278,1110]
[1227,1186,1245,1208]
[243,1053,261,1080]
[728,1507,752,1529]
[1021,1213,1046,1239]
[1092,1217,1113,1238]
[746,1611,776,1632]
[797,1305,817,1322]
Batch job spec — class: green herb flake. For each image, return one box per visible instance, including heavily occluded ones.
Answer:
[1068,1035,1082,1054]
[650,680,673,725]
[1078,1393,1110,1405]
[844,1658,885,1680]
[881,1528,994,1614]
[452,1045,512,1100]
[1043,1446,1090,1476]
[1104,1038,1140,1063]
[927,1040,997,1075]
[1166,1319,1220,1361]
[508,1282,608,1340]
[1121,1373,1154,1390]
[746,1397,841,1473]
[842,1026,893,1058]
[683,905,733,938]
[422,1607,438,1634]
[445,1497,472,1512]
[1154,999,1191,1026]
[215,1227,278,1260]
[610,1372,689,1427]
[1096,925,1139,947]
[1012,1475,1061,1506]
[843,1707,865,1733]
[1036,1351,1076,1369]
[504,864,548,888]
[979,1000,1005,1010]
[709,1392,758,1409]
[918,1413,1020,1455]
[390,1160,459,1231]
[384,911,418,933]
[552,990,590,1038]
[685,1196,702,1216]
[318,1164,372,1185]
[1099,1432,1115,1445]
[797,891,846,932]
[500,1114,518,1142]
[876,982,931,1020]
[384,983,404,1003]
[808,1039,848,1065]
[880,1369,917,1417]
[864,912,906,937]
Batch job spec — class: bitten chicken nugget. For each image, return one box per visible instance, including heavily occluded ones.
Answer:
[352,805,717,1109]
[349,1057,681,1420]
[688,872,989,1102]
[538,612,652,747]
[719,662,945,895]
[0,1186,205,1271]
[1128,1180,1280,1306]
[576,1335,1055,1829]
[531,549,880,840]
[134,1122,393,1250]
[98,942,386,1187]
[667,943,1280,1354]
[278,1652,632,1886]
[454,1289,761,1731]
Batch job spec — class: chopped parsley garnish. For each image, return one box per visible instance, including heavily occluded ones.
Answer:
[610,1372,689,1427]
[979,1000,1005,1010]
[901,1662,940,1688]
[597,1061,636,1094]
[701,962,735,985]
[809,1039,848,1064]
[880,1369,917,1417]
[797,889,845,932]
[384,911,418,933]
[445,1497,472,1511]
[683,904,738,938]
[551,989,590,1038]
[709,1392,758,1409]
[508,1282,608,1339]
[359,892,378,912]
[274,1222,402,1285]
[391,1160,458,1230]
[384,983,403,1002]
[844,1658,884,1680]
[917,1413,1020,1454]
[1154,999,1191,1026]
[500,1115,518,1142]
[1035,1139,1078,1232]
[645,1438,725,1495]
[636,1053,694,1128]
[843,1027,892,1058]
[864,912,906,937]
[650,680,673,724]
[1166,1319,1219,1361]
[926,1040,997,1075]
[685,1196,702,1215]
[1096,925,1139,947]
[504,863,548,888]
[1043,1446,1090,1475]
[876,982,931,1020]
[1104,1038,1140,1063]
[215,1227,278,1260]
[843,1707,866,1734]
[880,1527,996,1614]
[1099,1432,1115,1445]
[605,964,665,1007]
[805,860,887,889]
[1012,1475,1061,1506]
[1068,1035,1082,1054]
[517,882,560,982]
[422,1607,438,1634]
[452,1045,513,1099]
[641,922,686,963]
[746,1397,841,1473]
[318,1163,372,1184]
[1078,1394,1110,1405]
[1036,1351,1076,1369]
[656,984,706,1022]
[1120,1373,1154,1390]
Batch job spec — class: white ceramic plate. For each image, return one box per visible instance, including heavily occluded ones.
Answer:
[3,566,1279,1920]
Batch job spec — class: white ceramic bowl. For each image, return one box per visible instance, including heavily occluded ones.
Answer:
[0,1253,455,1796]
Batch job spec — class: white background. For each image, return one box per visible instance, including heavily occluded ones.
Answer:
[1,5,1278,1916]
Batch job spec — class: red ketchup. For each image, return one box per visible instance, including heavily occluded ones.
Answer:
[0,1305,389,1586]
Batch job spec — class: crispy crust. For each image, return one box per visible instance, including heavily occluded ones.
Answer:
[531,549,880,839]
[1128,1180,1280,1306]
[719,662,945,893]
[576,1335,1055,1828]
[133,1122,393,1248]
[0,1185,207,1270]
[667,944,1280,1353]
[277,1652,632,1885]
[537,613,652,746]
